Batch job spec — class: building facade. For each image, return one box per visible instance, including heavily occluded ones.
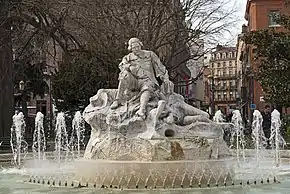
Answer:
[240,0,287,120]
[208,46,239,116]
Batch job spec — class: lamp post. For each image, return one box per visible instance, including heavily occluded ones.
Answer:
[248,73,254,125]
[19,80,28,131]
[208,74,216,118]
[48,72,53,140]
[19,80,25,91]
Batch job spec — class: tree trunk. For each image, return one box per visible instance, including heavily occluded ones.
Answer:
[0,0,13,137]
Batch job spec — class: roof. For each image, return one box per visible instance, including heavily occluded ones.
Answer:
[212,46,236,53]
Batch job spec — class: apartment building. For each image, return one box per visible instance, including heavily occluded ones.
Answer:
[208,45,239,115]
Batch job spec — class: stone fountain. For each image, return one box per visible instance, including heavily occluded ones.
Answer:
[76,38,233,188]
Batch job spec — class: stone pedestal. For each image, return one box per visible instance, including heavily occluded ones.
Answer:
[80,83,234,189]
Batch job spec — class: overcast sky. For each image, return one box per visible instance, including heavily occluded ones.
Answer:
[237,0,247,27]
[226,0,247,45]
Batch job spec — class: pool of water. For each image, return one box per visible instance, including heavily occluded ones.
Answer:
[1,159,290,194]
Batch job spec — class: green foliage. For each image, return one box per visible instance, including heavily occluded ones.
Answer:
[12,25,50,98]
[244,15,290,107]
[281,114,290,147]
[51,52,118,112]
[13,61,49,98]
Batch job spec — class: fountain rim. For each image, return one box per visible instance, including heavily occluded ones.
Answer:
[76,158,236,164]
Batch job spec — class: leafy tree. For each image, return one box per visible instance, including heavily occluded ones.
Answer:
[51,52,117,112]
[244,14,290,108]
[12,25,49,125]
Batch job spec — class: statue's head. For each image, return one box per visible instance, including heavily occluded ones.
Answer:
[128,38,143,53]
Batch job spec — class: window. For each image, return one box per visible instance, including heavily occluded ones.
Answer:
[229,61,232,67]
[223,53,226,59]
[223,92,227,100]
[217,53,221,59]
[229,92,233,99]
[217,81,221,88]
[223,70,226,76]
[229,52,232,58]
[229,69,232,75]
[223,62,226,67]
[217,62,221,67]
[269,10,280,26]
[223,81,227,88]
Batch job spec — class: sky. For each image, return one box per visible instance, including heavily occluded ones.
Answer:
[226,0,248,45]
[237,0,248,29]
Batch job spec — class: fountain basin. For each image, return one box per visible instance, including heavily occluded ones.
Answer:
[74,159,234,189]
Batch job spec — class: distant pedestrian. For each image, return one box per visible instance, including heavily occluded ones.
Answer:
[261,105,271,148]
[226,109,233,122]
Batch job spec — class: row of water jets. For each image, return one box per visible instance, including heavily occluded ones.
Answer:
[213,109,286,167]
[10,108,286,168]
[10,111,85,167]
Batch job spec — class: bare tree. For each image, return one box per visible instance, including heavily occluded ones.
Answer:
[10,0,237,77]
[2,0,238,116]
[61,0,237,79]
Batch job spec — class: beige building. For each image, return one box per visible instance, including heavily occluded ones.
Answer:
[209,45,239,115]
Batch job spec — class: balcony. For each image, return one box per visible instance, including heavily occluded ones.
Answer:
[215,74,238,80]
[214,97,237,102]
[229,86,238,90]
[214,86,237,91]
[214,86,227,91]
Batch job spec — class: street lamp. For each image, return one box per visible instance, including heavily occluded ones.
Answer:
[19,80,25,91]
[18,80,28,132]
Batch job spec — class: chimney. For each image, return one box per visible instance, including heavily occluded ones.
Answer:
[242,24,248,33]
[216,44,223,50]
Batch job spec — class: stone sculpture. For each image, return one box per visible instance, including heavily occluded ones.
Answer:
[78,38,233,188]
[110,38,170,119]
[83,38,230,161]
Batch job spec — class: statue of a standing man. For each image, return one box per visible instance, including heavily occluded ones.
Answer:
[110,38,169,119]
